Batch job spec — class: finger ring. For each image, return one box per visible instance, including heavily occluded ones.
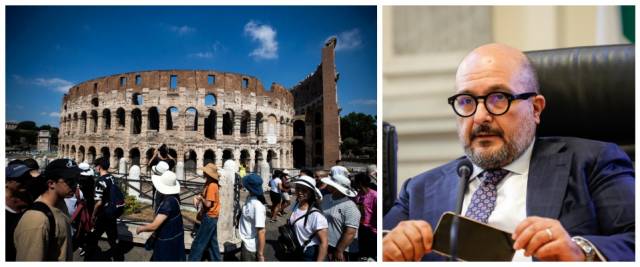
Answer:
[545,228,553,240]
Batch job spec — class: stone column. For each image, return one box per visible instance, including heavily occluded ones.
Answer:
[215,148,223,167]
[159,111,166,133]
[219,160,241,251]
[119,157,128,175]
[258,160,270,190]
[233,111,240,139]
[176,161,185,181]
[249,115,256,139]
[216,112,223,137]
[110,154,118,173]
[141,111,148,134]
[197,112,205,137]
[110,111,117,137]
[97,114,103,136]
[128,165,141,198]
[196,156,204,176]
[124,109,132,134]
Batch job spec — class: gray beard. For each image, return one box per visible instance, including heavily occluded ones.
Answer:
[463,123,535,170]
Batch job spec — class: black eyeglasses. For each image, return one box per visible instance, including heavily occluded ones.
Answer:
[447,92,537,117]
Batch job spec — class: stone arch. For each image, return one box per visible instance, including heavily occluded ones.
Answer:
[129,148,141,166]
[222,149,234,163]
[184,149,197,174]
[116,108,125,127]
[204,109,217,139]
[266,114,278,140]
[240,149,251,168]
[73,113,78,133]
[254,149,263,169]
[280,116,285,137]
[90,110,98,132]
[145,148,155,168]
[131,108,142,134]
[293,139,305,168]
[78,145,86,163]
[88,146,97,163]
[81,111,87,133]
[255,112,264,136]
[114,148,124,160]
[222,109,234,135]
[100,146,110,160]
[240,110,250,135]
[132,93,143,105]
[148,107,159,131]
[203,149,216,166]
[185,107,198,131]
[205,93,217,106]
[294,119,305,136]
[166,107,178,130]
[70,145,77,160]
[102,109,111,130]
[267,149,278,169]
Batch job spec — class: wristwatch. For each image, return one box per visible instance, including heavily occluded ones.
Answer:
[571,236,596,261]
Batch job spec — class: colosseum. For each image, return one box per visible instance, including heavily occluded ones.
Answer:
[57,39,341,174]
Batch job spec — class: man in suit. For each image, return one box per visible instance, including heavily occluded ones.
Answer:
[382,43,635,261]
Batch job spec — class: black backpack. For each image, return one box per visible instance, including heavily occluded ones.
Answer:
[102,176,125,219]
[30,202,57,261]
[277,208,321,259]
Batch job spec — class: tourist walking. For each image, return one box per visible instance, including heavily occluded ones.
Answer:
[136,170,186,261]
[320,174,361,261]
[14,159,81,261]
[289,175,328,261]
[188,163,222,261]
[239,173,267,261]
[85,157,124,261]
[269,170,284,222]
[353,172,377,260]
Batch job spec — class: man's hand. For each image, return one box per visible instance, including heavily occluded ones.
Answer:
[383,220,433,261]
[512,216,585,261]
[332,249,345,261]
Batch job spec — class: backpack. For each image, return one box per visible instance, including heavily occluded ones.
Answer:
[102,176,125,219]
[70,187,93,235]
[30,202,56,261]
[277,207,321,259]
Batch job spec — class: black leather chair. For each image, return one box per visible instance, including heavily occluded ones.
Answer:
[525,44,635,160]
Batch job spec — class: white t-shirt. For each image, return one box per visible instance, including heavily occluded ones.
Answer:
[289,204,328,249]
[239,196,266,252]
[269,178,282,193]
[330,165,349,178]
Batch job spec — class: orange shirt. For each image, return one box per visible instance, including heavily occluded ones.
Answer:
[205,182,221,217]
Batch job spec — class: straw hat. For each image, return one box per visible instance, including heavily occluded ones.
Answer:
[202,163,220,180]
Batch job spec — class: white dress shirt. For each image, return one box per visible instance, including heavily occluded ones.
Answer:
[461,140,535,261]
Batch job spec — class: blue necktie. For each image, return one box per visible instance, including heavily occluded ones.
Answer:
[464,169,510,223]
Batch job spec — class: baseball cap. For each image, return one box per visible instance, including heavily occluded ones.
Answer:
[45,159,82,187]
[6,164,31,182]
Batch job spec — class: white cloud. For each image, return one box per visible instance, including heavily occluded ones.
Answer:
[170,25,196,35]
[189,52,214,59]
[328,28,363,51]
[14,75,74,93]
[34,78,74,93]
[48,112,61,117]
[349,99,376,106]
[244,20,278,60]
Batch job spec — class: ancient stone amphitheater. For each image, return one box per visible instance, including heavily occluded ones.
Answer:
[57,70,295,175]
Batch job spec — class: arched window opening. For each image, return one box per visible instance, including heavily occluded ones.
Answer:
[148,107,159,131]
[131,109,142,134]
[204,110,216,139]
[186,108,198,131]
[240,111,250,135]
[223,110,234,135]
[205,93,217,106]
[166,107,178,130]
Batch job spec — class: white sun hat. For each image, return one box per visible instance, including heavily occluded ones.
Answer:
[293,175,323,201]
[321,174,357,198]
[152,170,181,195]
[78,162,94,176]
[152,161,170,176]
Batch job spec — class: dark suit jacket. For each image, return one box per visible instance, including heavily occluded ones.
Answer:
[383,137,635,261]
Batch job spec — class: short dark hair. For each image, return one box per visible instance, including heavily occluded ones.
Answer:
[300,169,314,177]
[94,157,110,169]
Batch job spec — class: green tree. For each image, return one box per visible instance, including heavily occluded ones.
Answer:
[340,112,376,159]
[17,121,37,131]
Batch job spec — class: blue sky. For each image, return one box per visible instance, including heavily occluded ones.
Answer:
[6,6,377,127]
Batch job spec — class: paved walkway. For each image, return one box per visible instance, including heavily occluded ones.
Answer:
[74,191,293,261]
